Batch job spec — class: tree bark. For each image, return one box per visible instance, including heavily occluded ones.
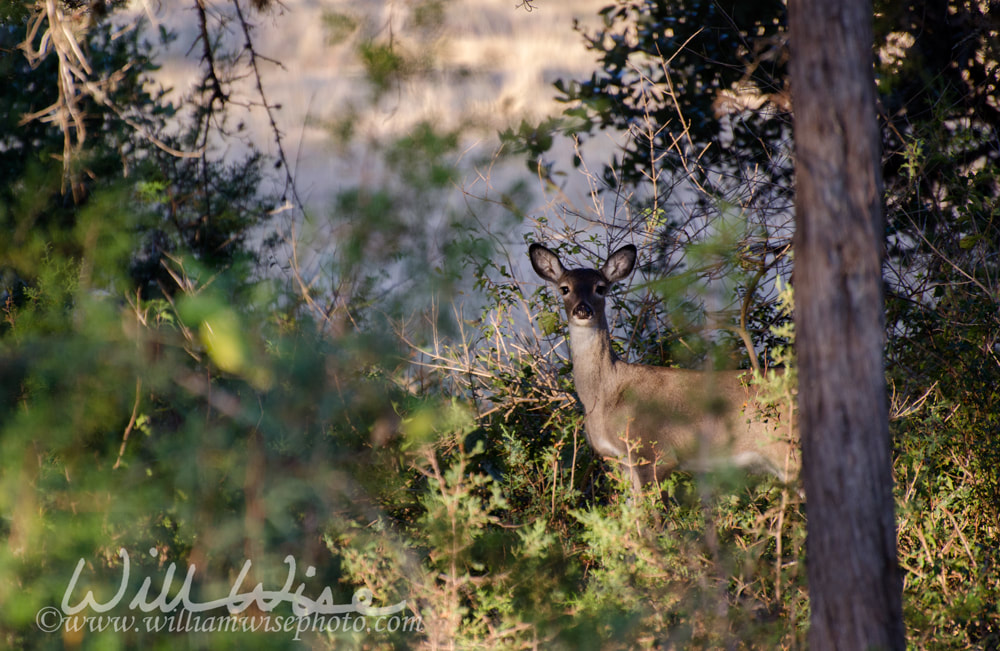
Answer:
[787,1,906,649]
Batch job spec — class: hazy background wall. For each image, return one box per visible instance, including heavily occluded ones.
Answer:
[136,0,615,216]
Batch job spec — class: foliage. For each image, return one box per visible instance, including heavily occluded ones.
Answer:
[508,0,1000,647]
[2,0,998,649]
[547,0,790,192]
[875,4,1000,647]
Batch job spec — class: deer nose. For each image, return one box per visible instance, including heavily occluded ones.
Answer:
[572,302,593,320]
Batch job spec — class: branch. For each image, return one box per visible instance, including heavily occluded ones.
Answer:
[18,1,202,199]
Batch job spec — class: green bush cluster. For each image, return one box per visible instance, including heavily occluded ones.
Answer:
[2,1,999,649]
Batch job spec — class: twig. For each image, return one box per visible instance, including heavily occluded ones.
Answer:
[113,378,143,469]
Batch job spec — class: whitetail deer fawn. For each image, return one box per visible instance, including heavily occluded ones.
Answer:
[529,242,798,497]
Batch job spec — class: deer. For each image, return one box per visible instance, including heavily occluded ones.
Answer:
[529,242,798,500]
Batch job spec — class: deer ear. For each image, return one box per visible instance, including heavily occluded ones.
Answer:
[602,244,637,283]
[529,243,565,283]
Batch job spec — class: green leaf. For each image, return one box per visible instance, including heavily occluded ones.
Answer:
[539,311,561,336]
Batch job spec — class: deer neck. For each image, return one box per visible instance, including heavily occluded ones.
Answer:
[567,321,620,408]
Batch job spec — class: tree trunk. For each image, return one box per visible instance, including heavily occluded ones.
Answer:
[787,1,906,649]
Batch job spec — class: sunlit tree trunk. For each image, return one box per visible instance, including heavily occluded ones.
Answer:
[787,0,906,648]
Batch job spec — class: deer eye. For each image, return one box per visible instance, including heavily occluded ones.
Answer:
[595,284,608,296]
[559,286,570,295]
